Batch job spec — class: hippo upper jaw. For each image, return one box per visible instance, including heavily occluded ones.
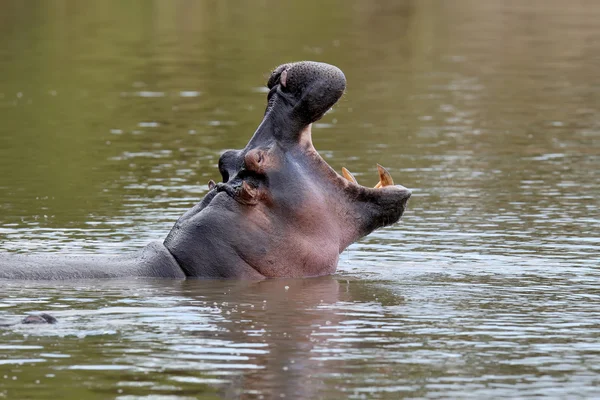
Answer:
[164,62,411,279]
[246,61,347,148]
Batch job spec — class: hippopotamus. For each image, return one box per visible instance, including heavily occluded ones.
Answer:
[0,61,411,280]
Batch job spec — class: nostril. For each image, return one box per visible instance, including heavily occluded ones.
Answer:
[267,64,290,89]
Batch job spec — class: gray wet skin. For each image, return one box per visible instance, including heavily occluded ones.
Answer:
[0,62,411,280]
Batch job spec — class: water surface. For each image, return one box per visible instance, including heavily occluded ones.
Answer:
[1,1,599,399]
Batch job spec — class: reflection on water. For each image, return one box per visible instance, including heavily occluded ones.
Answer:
[1,276,599,399]
[1,0,599,398]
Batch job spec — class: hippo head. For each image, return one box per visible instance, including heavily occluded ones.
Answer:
[164,62,411,279]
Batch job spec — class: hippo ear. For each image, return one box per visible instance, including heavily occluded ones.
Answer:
[218,149,244,183]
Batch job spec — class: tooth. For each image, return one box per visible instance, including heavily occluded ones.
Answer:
[341,167,358,184]
[376,164,394,188]
[208,180,216,190]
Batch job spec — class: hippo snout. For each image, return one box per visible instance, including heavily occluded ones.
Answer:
[267,61,346,126]
[268,61,346,93]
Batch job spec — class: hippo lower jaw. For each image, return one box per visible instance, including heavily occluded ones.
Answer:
[289,123,412,252]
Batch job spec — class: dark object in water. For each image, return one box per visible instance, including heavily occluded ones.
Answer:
[21,313,58,324]
[0,313,58,326]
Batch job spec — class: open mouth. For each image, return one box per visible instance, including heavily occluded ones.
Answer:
[187,60,412,247]
[197,61,411,214]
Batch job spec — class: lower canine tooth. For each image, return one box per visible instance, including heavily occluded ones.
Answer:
[342,167,358,184]
[376,164,394,187]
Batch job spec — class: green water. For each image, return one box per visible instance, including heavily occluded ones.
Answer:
[1,1,599,398]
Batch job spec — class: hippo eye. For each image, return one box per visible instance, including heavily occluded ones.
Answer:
[243,148,272,175]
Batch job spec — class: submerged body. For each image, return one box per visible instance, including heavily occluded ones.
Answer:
[0,62,411,280]
[0,242,184,280]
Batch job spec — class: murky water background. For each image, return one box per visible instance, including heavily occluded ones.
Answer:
[1,1,599,398]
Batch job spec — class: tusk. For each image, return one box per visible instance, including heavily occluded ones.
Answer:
[376,164,394,187]
[374,181,382,189]
[342,167,358,184]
